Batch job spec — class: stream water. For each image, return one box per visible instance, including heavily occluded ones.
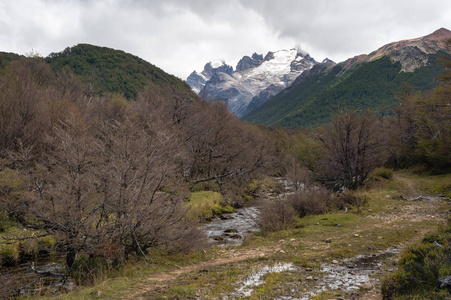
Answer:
[1,255,73,297]
[203,205,261,247]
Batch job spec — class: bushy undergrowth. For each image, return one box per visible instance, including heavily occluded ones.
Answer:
[259,198,297,232]
[287,187,330,218]
[382,220,451,299]
[68,254,114,285]
[0,221,57,266]
[370,167,394,180]
[259,185,372,232]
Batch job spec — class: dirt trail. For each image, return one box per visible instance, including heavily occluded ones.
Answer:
[125,187,448,299]
[127,247,280,300]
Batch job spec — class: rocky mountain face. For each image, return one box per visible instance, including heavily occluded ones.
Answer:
[186,61,233,94]
[243,28,451,128]
[339,27,451,73]
[187,48,317,117]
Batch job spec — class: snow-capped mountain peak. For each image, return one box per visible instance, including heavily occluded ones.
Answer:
[187,48,317,117]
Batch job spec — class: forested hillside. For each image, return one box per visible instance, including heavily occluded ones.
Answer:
[243,53,448,128]
[45,44,191,99]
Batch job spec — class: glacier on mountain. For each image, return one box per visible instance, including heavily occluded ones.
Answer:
[186,48,317,117]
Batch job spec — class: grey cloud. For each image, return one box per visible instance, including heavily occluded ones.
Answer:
[1,0,450,78]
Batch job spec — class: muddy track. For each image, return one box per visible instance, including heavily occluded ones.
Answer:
[127,247,281,300]
[125,196,448,300]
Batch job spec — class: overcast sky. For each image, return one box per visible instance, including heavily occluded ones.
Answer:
[1,0,451,79]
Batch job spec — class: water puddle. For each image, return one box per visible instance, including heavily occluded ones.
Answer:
[234,263,295,298]
[299,247,399,299]
[204,206,260,246]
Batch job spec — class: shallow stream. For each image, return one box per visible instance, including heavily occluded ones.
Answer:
[203,205,261,247]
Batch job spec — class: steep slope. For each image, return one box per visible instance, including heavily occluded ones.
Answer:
[188,49,317,117]
[45,44,193,99]
[243,28,451,128]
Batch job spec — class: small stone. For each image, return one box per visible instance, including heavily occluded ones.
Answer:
[290,238,296,241]
[378,236,383,239]
[332,259,339,264]
[354,234,359,237]
[280,250,286,254]
[351,271,356,275]
[315,222,320,225]
[313,276,320,281]
[306,276,314,280]
[305,267,313,271]
[361,283,374,290]
[385,195,392,199]
[91,291,101,297]
[325,238,332,243]
[336,224,341,227]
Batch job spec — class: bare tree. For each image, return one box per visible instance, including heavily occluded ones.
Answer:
[317,109,384,189]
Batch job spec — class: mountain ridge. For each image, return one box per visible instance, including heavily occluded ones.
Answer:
[243,28,451,128]
[187,48,318,117]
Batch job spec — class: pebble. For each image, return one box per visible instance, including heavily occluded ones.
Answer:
[332,260,339,264]
[306,276,314,280]
[325,238,332,243]
[354,234,359,237]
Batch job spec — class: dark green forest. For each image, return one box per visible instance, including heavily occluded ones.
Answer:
[45,44,191,99]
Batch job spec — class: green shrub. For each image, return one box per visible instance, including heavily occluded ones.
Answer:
[68,254,113,285]
[371,167,394,180]
[381,242,451,299]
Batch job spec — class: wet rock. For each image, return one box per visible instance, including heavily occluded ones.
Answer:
[62,279,76,292]
[305,267,313,272]
[361,283,373,289]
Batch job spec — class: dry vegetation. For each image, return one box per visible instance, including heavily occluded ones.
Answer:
[0,46,449,299]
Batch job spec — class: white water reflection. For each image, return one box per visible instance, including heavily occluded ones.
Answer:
[203,206,260,246]
[235,263,295,298]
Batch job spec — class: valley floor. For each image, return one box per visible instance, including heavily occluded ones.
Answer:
[52,172,450,300]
